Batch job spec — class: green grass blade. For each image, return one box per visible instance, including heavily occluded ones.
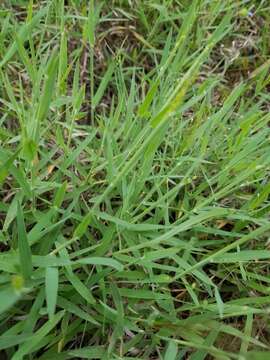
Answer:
[45,266,59,320]
[17,202,33,280]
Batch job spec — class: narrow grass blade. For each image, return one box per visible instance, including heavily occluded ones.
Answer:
[92,62,115,108]
[17,202,33,280]
[45,266,59,320]
[164,340,178,360]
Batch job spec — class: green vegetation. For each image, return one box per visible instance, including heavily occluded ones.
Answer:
[1,0,270,359]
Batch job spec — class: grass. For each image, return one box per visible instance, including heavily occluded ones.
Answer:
[0,0,270,359]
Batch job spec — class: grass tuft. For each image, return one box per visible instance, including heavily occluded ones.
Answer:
[0,0,270,358]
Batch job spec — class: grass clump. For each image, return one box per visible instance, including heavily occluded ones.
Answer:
[0,0,270,359]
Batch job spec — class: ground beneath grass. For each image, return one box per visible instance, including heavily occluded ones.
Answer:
[0,1,270,359]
